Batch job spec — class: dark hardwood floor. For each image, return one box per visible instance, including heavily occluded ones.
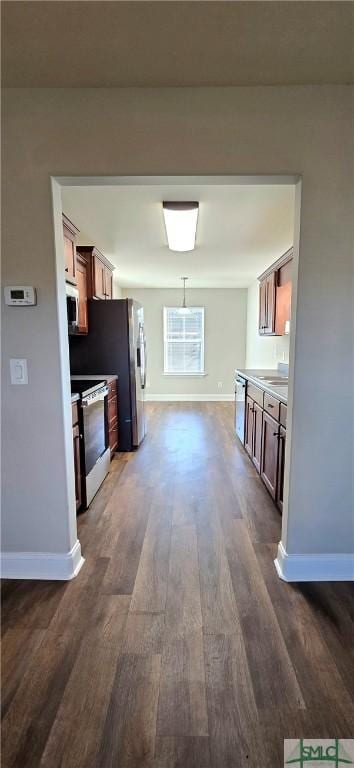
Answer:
[2,403,354,767]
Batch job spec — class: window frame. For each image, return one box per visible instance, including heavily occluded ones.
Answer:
[163,306,205,376]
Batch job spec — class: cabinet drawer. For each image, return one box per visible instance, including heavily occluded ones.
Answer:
[72,402,78,426]
[108,396,117,423]
[247,383,264,407]
[279,403,287,428]
[264,392,280,421]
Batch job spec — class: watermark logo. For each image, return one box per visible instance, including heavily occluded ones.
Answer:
[284,740,354,767]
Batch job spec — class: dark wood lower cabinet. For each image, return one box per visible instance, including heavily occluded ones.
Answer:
[252,402,263,473]
[245,396,254,457]
[276,425,286,513]
[260,411,279,500]
[107,378,118,456]
[72,423,82,511]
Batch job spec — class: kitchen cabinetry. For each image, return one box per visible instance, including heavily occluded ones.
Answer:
[259,272,276,335]
[107,378,118,456]
[76,246,115,301]
[245,396,263,473]
[72,401,82,511]
[75,252,88,334]
[241,379,286,511]
[260,411,279,499]
[276,426,286,513]
[63,214,80,284]
[258,248,293,336]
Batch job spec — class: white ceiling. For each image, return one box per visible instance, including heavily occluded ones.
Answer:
[61,184,295,289]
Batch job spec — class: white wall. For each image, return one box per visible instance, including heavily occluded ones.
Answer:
[122,288,247,398]
[2,85,353,575]
[246,280,290,368]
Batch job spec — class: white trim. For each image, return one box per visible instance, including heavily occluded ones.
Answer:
[1,540,85,581]
[163,306,205,376]
[163,373,207,377]
[145,393,234,402]
[274,541,354,582]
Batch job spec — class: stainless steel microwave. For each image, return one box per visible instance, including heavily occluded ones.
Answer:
[66,283,79,334]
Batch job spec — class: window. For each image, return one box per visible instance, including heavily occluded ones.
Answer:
[163,307,205,375]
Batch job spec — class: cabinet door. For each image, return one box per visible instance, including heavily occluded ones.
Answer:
[73,424,82,511]
[252,402,263,473]
[264,272,276,334]
[276,426,286,513]
[259,279,267,334]
[245,397,254,457]
[261,411,279,499]
[94,255,106,300]
[64,230,76,283]
[76,255,88,334]
[104,266,113,299]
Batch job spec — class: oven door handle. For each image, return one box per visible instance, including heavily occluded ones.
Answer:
[81,386,110,407]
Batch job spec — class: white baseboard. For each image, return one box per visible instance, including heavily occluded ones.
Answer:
[1,539,85,581]
[145,393,234,402]
[275,541,354,582]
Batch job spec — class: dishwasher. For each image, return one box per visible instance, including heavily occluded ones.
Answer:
[235,375,246,444]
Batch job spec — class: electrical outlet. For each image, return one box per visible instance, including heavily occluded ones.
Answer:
[217,381,223,389]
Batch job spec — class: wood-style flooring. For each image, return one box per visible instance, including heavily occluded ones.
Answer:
[2,403,354,767]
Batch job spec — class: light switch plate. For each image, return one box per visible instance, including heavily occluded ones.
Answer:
[10,359,28,385]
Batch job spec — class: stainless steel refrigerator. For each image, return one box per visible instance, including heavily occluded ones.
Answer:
[69,299,147,451]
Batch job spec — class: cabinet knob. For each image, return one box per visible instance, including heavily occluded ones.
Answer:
[273,431,280,438]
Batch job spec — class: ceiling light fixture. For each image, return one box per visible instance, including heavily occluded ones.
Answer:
[162,201,199,252]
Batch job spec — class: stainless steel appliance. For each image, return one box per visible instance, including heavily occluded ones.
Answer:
[69,299,147,451]
[72,379,110,508]
[235,374,246,444]
[66,283,79,334]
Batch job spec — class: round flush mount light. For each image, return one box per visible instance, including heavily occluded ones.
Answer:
[162,202,199,252]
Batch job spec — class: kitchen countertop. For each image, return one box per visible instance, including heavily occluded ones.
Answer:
[236,368,288,405]
[70,374,118,382]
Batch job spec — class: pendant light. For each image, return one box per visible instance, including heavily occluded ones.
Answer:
[163,202,199,252]
[179,276,191,315]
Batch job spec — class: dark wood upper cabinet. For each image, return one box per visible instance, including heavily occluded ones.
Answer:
[76,253,89,334]
[76,246,115,301]
[260,411,279,499]
[258,247,293,336]
[63,214,80,285]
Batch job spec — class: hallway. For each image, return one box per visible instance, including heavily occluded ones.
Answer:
[2,403,354,767]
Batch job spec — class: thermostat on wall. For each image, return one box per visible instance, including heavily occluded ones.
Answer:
[4,286,37,306]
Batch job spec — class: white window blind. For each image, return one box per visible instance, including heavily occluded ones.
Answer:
[163,307,205,375]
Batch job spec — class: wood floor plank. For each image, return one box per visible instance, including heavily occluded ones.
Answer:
[223,519,305,710]
[157,630,208,738]
[129,501,172,614]
[154,736,211,768]
[164,525,203,638]
[40,597,129,768]
[204,633,261,768]
[195,501,241,636]
[97,653,161,768]
[1,629,82,768]
[1,627,46,718]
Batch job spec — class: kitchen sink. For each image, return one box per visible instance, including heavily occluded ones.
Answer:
[265,380,288,386]
[257,376,288,385]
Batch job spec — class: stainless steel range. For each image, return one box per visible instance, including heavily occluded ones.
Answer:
[71,379,110,508]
